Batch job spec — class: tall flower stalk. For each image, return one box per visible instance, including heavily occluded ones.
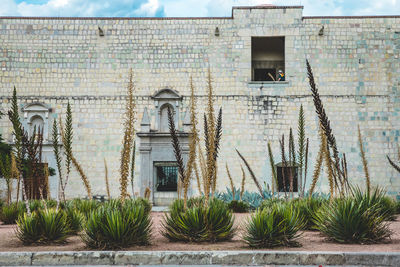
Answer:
[8,87,31,215]
[119,69,136,201]
[358,125,370,195]
[307,60,349,195]
[52,118,64,202]
[267,142,277,197]
[297,104,306,197]
[104,158,110,199]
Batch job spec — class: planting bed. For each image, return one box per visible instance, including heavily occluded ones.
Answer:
[1,212,400,252]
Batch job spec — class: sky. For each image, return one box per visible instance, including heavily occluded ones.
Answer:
[0,0,399,17]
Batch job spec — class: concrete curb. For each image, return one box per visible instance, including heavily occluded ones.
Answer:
[0,250,399,266]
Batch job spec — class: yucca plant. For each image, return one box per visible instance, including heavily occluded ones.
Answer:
[70,199,99,217]
[0,202,25,224]
[131,198,152,214]
[16,208,70,244]
[291,197,326,230]
[81,202,151,249]
[29,199,44,213]
[352,187,396,221]
[64,206,85,234]
[37,208,70,243]
[162,205,208,242]
[162,197,235,242]
[314,190,391,244]
[258,198,285,210]
[378,196,397,221]
[244,203,304,248]
[15,212,41,244]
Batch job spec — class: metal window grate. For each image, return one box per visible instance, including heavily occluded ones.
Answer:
[156,165,178,192]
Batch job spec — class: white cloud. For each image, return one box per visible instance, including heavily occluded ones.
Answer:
[0,0,18,16]
[0,0,165,17]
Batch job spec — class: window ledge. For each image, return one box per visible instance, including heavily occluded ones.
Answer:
[248,81,289,85]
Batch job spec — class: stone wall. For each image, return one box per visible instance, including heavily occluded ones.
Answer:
[0,6,399,200]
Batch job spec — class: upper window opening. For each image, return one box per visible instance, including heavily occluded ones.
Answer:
[251,37,285,82]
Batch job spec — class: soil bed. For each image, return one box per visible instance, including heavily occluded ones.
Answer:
[1,212,400,252]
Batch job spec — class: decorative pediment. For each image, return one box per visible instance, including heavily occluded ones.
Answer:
[22,102,50,112]
[151,88,182,100]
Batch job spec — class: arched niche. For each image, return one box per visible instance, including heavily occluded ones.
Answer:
[29,115,45,136]
[22,102,51,141]
[158,103,175,133]
[151,88,182,132]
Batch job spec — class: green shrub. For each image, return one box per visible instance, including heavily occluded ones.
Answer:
[162,198,235,242]
[16,209,70,244]
[228,200,249,213]
[314,191,391,244]
[0,202,25,224]
[64,207,85,234]
[243,203,304,248]
[81,201,151,249]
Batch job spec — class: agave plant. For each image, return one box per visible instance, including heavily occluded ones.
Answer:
[314,190,391,244]
[81,201,151,249]
[243,203,304,248]
[162,198,235,242]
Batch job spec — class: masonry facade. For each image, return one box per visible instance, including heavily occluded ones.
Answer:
[0,6,399,202]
